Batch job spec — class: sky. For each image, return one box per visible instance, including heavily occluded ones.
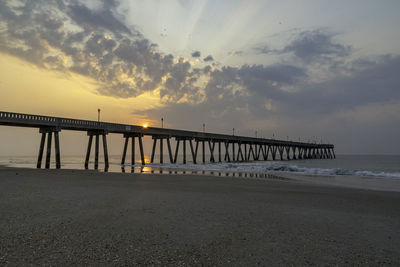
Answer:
[0,0,400,156]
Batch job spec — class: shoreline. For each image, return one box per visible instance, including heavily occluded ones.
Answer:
[1,167,400,265]
[2,164,400,193]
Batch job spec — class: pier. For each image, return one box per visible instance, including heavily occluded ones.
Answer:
[0,111,335,170]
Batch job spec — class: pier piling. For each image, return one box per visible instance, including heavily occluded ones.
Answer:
[37,127,61,169]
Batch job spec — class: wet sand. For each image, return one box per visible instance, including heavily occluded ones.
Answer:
[0,167,399,265]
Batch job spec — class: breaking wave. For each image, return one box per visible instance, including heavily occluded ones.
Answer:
[3,156,400,179]
[147,162,400,179]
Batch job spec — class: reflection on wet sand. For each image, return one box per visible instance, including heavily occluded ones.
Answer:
[118,164,290,181]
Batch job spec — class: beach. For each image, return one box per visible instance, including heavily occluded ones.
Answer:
[0,167,399,265]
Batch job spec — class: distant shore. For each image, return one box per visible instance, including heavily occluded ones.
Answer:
[1,167,399,265]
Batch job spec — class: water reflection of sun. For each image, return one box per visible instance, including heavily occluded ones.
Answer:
[141,166,152,173]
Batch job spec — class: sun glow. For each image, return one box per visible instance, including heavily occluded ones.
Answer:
[142,124,148,128]
[0,53,162,125]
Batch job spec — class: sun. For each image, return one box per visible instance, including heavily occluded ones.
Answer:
[142,124,148,128]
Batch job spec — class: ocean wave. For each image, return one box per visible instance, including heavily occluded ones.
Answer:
[147,162,400,179]
[4,157,400,179]
[263,165,400,178]
[7,159,35,164]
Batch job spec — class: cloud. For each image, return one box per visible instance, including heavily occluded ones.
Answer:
[66,3,131,35]
[253,46,274,55]
[0,0,202,100]
[1,2,400,152]
[255,29,351,64]
[228,50,244,56]
[285,55,400,114]
[203,55,214,62]
[191,51,201,57]
[143,53,400,152]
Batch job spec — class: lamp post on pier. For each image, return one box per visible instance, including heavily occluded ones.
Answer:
[161,117,164,128]
[98,108,100,122]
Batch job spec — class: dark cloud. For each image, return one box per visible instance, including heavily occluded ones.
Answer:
[285,55,400,114]
[285,30,351,63]
[203,55,214,62]
[255,30,351,63]
[66,3,131,35]
[191,51,201,57]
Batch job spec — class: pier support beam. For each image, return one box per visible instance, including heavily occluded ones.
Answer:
[308,148,312,159]
[85,135,93,169]
[297,147,303,159]
[138,135,145,164]
[85,130,109,170]
[208,140,215,162]
[315,148,320,159]
[292,147,297,160]
[312,148,316,159]
[121,134,146,166]
[37,127,61,169]
[167,138,174,163]
[183,139,186,164]
[285,146,291,160]
[224,142,231,162]
[218,141,221,162]
[45,132,52,169]
[237,143,244,161]
[271,146,277,160]
[331,148,336,159]
[256,144,262,161]
[307,148,312,159]
[202,140,205,163]
[189,139,197,164]
[102,133,109,169]
[149,135,169,164]
[150,138,157,163]
[37,133,46,169]
[121,137,129,165]
[263,145,270,161]
[54,132,61,169]
[328,148,333,159]
[232,142,235,161]
[174,137,191,164]
[278,146,284,160]
[255,144,260,160]
[95,134,99,169]
[247,144,255,161]
[174,140,180,163]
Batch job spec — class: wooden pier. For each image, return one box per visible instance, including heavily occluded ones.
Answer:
[0,111,335,170]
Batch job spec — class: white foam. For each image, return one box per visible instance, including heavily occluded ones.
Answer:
[3,156,400,179]
[147,162,400,179]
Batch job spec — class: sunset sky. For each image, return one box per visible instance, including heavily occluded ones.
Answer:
[0,0,400,155]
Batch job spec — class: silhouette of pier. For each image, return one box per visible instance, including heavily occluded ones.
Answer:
[0,111,335,170]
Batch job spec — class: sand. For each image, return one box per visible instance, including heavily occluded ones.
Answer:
[0,167,399,266]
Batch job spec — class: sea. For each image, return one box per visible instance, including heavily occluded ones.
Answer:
[1,154,400,179]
